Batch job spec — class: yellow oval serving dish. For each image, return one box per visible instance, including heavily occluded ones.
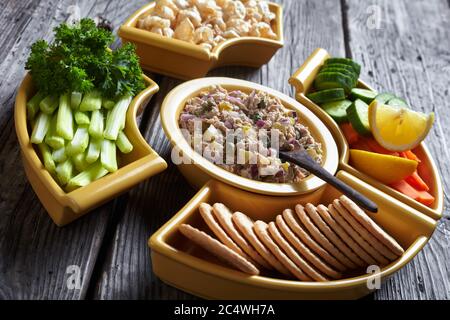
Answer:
[119,2,284,80]
[160,77,339,196]
[149,172,437,299]
[289,48,443,220]
[15,74,168,226]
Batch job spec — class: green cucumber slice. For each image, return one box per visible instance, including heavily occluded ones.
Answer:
[346,99,371,135]
[314,72,355,93]
[375,93,396,104]
[321,99,352,123]
[319,67,357,85]
[387,97,408,108]
[321,63,355,74]
[350,88,378,104]
[306,88,346,104]
[325,58,361,75]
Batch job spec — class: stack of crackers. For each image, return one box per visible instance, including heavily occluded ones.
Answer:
[179,195,404,281]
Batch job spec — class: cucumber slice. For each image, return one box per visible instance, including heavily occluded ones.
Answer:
[321,99,352,123]
[321,63,355,74]
[325,58,361,75]
[346,99,371,135]
[314,72,354,93]
[387,97,408,108]
[306,88,346,104]
[318,68,357,85]
[375,93,396,104]
[350,88,378,104]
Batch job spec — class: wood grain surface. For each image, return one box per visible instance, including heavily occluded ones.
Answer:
[0,0,448,300]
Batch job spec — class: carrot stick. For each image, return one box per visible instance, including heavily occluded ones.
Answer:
[340,123,359,145]
[390,180,434,206]
[362,137,399,156]
[405,172,429,191]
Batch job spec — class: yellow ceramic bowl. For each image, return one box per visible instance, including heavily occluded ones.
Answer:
[119,2,284,80]
[289,48,444,220]
[149,172,437,299]
[15,74,168,226]
[160,77,339,195]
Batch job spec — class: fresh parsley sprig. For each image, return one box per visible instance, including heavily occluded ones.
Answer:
[25,18,145,99]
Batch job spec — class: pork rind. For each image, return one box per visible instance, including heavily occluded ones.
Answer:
[137,0,277,50]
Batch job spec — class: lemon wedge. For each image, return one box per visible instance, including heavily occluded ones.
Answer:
[350,149,418,184]
[368,100,434,151]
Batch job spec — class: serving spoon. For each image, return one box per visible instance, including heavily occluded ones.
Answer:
[279,149,378,213]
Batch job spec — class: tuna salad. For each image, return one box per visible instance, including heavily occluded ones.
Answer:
[178,85,323,183]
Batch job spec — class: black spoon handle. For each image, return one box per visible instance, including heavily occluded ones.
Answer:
[280,151,378,213]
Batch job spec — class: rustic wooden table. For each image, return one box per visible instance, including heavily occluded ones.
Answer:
[0,0,449,300]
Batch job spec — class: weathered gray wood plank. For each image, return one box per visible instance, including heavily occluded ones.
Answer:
[344,0,450,300]
[0,0,149,300]
[92,0,347,299]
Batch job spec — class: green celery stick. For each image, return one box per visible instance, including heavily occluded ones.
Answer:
[101,139,117,172]
[27,91,45,119]
[56,159,73,186]
[71,92,82,109]
[56,93,74,140]
[89,109,104,139]
[86,137,103,164]
[39,95,59,114]
[66,125,89,156]
[116,131,133,154]
[102,98,115,110]
[74,111,90,125]
[79,89,102,111]
[104,95,132,140]
[72,152,89,172]
[52,146,67,163]
[66,161,109,191]
[30,112,51,144]
[38,143,56,175]
[44,114,65,149]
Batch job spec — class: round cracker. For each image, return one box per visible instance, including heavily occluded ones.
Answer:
[179,224,259,275]
[199,203,252,261]
[232,212,290,275]
[282,209,347,272]
[316,204,378,266]
[333,200,397,261]
[212,203,272,270]
[305,203,365,267]
[276,215,342,279]
[295,204,357,269]
[339,195,404,256]
[328,204,389,265]
[268,221,327,281]
[253,221,311,281]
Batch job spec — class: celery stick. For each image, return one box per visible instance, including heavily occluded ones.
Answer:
[72,151,89,172]
[89,109,104,139]
[52,146,67,163]
[104,95,132,140]
[27,91,45,120]
[116,131,133,154]
[71,92,82,109]
[74,111,90,125]
[66,125,89,156]
[56,93,74,140]
[39,95,59,114]
[102,98,115,110]
[45,114,65,149]
[56,159,73,186]
[86,137,102,164]
[79,89,102,111]
[30,112,51,144]
[66,161,109,191]
[101,139,117,172]
[38,143,56,175]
